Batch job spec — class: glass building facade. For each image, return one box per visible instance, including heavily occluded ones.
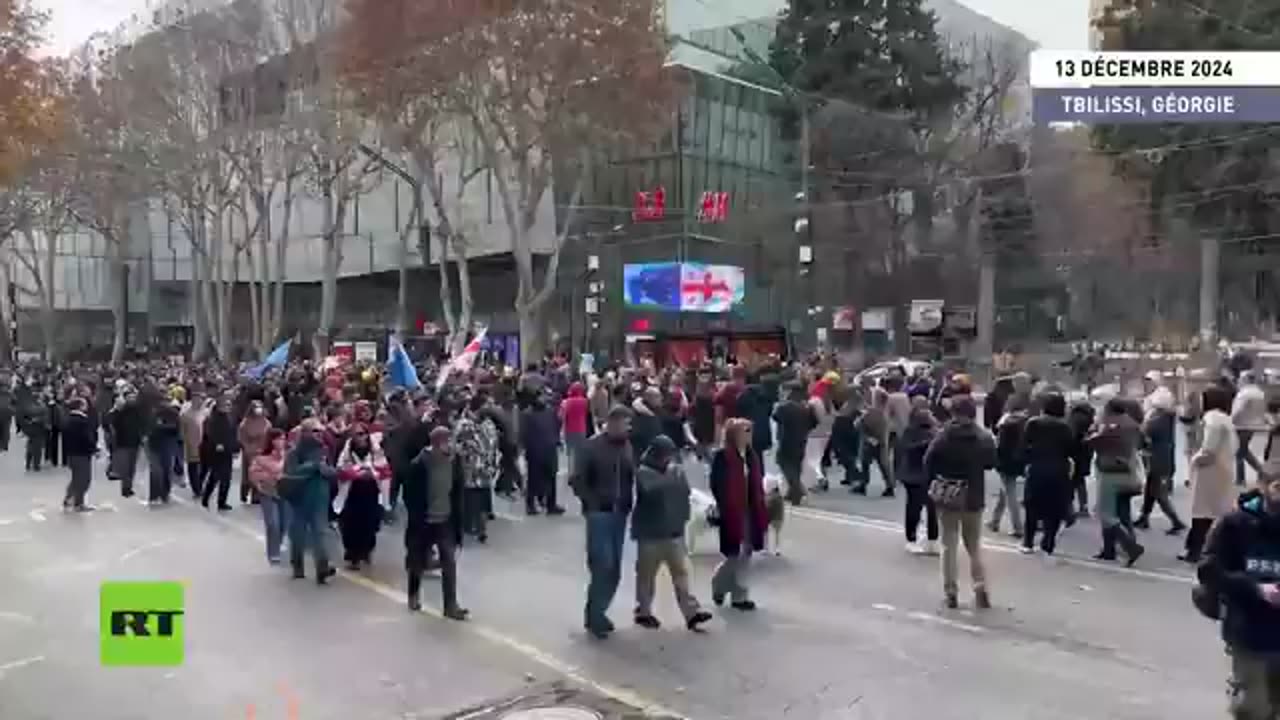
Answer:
[576,13,801,354]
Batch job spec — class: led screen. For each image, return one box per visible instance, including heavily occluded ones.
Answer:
[623,262,745,313]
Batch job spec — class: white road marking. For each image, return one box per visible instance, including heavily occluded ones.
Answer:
[0,655,44,678]
[97,503,117,512]
[26,510,44,523]
[871,603,896,612]
[0,611,34,624]
[0,518,13,526]
[118,539,174,563]
[172,497,686,720]
[906,611,985,634]
[789,505,1195,585]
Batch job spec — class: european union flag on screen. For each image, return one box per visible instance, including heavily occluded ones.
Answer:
[386,335,421,390]
[243,339,291,380]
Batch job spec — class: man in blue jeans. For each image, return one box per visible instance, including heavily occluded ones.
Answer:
[570,405,635,639]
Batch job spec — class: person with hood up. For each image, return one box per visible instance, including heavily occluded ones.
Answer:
[923,396,996,609]
[20,389,49,472]
[1019,393,1075,555]
[281,418,337,584]
[773,381,819,504]
[1087,398,1147,566]
[898,402,939,555]
[1195,472,1280,719]
[61,397,98,512]
[709,417,768,611]
[1135,384,1187,535]
[631,434,713,632]
[559,382,590,470]
[521,390,564,516]
[1184,385,1241,563]
[237,400,272,505]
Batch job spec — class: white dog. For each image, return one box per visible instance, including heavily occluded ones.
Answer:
[686,475,787,556]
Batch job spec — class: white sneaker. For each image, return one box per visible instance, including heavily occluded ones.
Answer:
[1019,546,1036,555]
[905,541,925,555]
[922,540,941,556]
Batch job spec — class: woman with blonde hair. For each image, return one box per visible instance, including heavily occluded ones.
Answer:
[708,417,768,610]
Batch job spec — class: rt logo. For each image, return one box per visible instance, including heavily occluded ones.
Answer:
[100,581,185,666]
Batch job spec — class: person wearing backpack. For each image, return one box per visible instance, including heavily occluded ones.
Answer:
[1196,474,1280,719]
[923,396,996,610]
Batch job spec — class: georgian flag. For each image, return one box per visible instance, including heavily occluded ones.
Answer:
[436,326,488,390]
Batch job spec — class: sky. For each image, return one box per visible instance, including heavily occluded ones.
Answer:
[33,0,1092,57]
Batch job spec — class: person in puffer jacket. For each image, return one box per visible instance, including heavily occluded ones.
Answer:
[1197,480,1280,719]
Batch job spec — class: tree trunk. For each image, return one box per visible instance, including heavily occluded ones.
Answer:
[270,178,294,347]
[452,238,473,357]
[518,303,543,366]
[314,175,347,360]
[1199,233,1220,345]
[40,227,57,359]
[110,241,126,364]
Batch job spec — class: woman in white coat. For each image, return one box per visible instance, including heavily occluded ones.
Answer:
[1181,384,1238,563]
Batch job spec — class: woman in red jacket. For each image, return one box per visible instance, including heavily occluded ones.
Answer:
[334,423,392,569]
[708,417,768,611]
[559,382,590,468]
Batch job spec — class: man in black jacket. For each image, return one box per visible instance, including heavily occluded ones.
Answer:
[109,390,146,498]
[924,396,997,610]
[1198,480,1280,719]
[570,405,635,639]
[403,425,468,620]
[61,398,98,511]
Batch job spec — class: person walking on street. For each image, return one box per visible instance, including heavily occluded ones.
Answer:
[1196,475,1280,720]
[773,382,819,504]
[281,419,337,584]
[146,394,181,505]
[1135,388,1187,535]
[1088,398,1147,567]
[249,429,289,565]
[898,403,939,555]
[180,391,207,497]
[570,405,635,639]
[1020,393,1075,555]
[61,398,97,512]
[631,434,713,632]
[109,390,145,499]
[403,425,469,620]
[1232,371,1269,487]
[989,396,1030,539]
[200,395,238,511]
[708,417,768,612]
[237,400,271,505]
[1183,385,1240,563]
[923,396,995,610]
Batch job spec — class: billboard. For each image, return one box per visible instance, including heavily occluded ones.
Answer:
[623,262,745,313]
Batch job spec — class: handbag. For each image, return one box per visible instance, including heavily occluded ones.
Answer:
[928,476,968,511]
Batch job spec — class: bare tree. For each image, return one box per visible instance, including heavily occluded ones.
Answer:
[7,152,76,358]
[278,0,378,357]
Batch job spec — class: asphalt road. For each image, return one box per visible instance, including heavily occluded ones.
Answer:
[0,437,1234,720]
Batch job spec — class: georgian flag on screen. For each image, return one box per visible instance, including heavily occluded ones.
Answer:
[680,263,742,313]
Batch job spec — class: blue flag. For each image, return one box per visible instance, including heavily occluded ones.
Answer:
[386,335,421,390]
[243,339,291,380]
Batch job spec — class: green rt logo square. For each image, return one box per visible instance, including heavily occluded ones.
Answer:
[100,581,185,667]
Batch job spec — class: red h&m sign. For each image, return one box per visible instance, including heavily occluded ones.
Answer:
[633,187,666,221]
[698,191,729,222]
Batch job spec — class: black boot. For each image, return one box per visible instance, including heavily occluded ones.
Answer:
[1116,526,1145,567]
[1093,526,1117,561]
[407,572,422,612]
